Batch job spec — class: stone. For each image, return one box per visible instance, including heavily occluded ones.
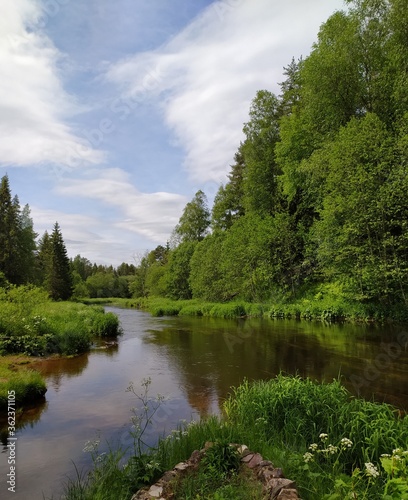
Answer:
[246,452,264,469]
[147,484,163,498]
[277,488,299,499]
[241,453,255,463]
[271,467,284,478]
[189,449,201,465]
[268,478,296,498]
[237,444,249,455]
[173,461,189,471]
[259,460,274,467]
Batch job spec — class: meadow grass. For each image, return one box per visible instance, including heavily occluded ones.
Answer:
[62,375,408,500]
[0,355,46,410]
[0,286,121,357]
[0,285,121,408]
[118,291,392,323]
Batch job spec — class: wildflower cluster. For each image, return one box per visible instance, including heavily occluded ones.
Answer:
[364,462,380,479]
[380,447,408,480]
[303,433,353,463]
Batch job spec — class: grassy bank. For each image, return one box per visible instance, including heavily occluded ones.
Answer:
[0,355,46,410]
[62,375,408,499]
[101,292,397,323]
[0,285,121,357]
[0,285,121,409]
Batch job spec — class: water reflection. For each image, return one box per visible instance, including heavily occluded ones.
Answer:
[143,316,408,412]
[0,308,407,500]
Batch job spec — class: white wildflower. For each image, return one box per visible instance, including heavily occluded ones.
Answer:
[319,433,328,441]
[303,452,314,463]
[309,443,318,452]
[340,438,353,449]
[365,462,380,478]
[327,444,338,455]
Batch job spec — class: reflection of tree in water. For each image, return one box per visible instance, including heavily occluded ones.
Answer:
[142,316,408,414]
[32,352,90,392]
[0,397,48,447]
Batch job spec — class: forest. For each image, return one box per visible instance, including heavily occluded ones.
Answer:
[1,0,408,320]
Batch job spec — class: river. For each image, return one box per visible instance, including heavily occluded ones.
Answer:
[1,307,407,499]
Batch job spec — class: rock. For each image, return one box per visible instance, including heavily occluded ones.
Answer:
[259,460,274,467]
[268,478,296,498]
[147,484,163,498]
[173,462,189,471]
[277,488,299,499]
[271,467,284,478]
[237,444,249,455]
[246,452,264,469]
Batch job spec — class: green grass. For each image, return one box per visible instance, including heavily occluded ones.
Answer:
[115,288,399,323]
[0,356,46,410]
[0,286,121,356]
[61,375,408,500]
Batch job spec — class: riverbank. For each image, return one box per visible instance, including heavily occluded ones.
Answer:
[83,295,407,323]
[0,355,46,410]
[63,375,408,499]
[0,285,121,410]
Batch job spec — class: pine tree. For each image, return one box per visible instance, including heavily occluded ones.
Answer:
[45,223,73,300]
[0,176,18,281]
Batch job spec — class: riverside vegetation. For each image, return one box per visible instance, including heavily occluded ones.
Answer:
[0,285,120,410]
[62,375,408,500]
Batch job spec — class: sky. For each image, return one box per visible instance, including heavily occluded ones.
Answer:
[0,0,345,266]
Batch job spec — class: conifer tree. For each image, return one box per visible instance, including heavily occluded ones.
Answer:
[0,175,36,284]
[45,223,73,300]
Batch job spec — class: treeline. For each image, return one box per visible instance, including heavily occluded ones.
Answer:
[0,174,135,300]
[131,0,408,316]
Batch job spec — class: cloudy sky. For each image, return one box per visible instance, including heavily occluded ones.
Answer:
[1,0,345,266]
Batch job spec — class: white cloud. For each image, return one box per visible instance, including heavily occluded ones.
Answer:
[54,168,187,252]
[0,0,104,168]
[107,0,344,183]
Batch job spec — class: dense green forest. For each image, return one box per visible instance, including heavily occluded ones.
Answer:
[129,0,408,319]
[1,0,407,319]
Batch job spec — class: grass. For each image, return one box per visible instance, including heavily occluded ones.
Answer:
[0,355,46,410]
[0,285,121,409]
[0,286,121,357]
[61,375,408,500]
[108,284,399,323]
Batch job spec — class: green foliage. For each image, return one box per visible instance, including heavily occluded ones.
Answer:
[43,222,74,301]
[63,375,408,500]
[0,364,46,410]
[189,232,226,301]
[174,190,210,243]
[166,241,197,300]
[0,175,37,285]
[0,286,120,356]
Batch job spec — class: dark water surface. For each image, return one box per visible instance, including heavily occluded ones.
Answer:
[1,307,407,499]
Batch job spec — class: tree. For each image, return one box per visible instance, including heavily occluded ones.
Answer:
[174,190,210,243]
[45,223,73,300]
[212,146,246,230]
[0,176,20,283]
[242,90,282,216]
[310,113,408,304]
[166,241,197,300]
[189,232,227,301]
[0,175,37,284]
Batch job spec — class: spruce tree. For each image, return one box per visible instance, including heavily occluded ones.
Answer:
[46,222,73,300]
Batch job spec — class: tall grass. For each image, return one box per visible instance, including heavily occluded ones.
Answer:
[0,358,46,410]
[62,375,408,500]
[0,286,121,356]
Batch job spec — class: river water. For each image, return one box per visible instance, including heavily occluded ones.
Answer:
[1,307,407,499]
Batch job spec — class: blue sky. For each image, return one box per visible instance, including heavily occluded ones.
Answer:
[1,0,344,266]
